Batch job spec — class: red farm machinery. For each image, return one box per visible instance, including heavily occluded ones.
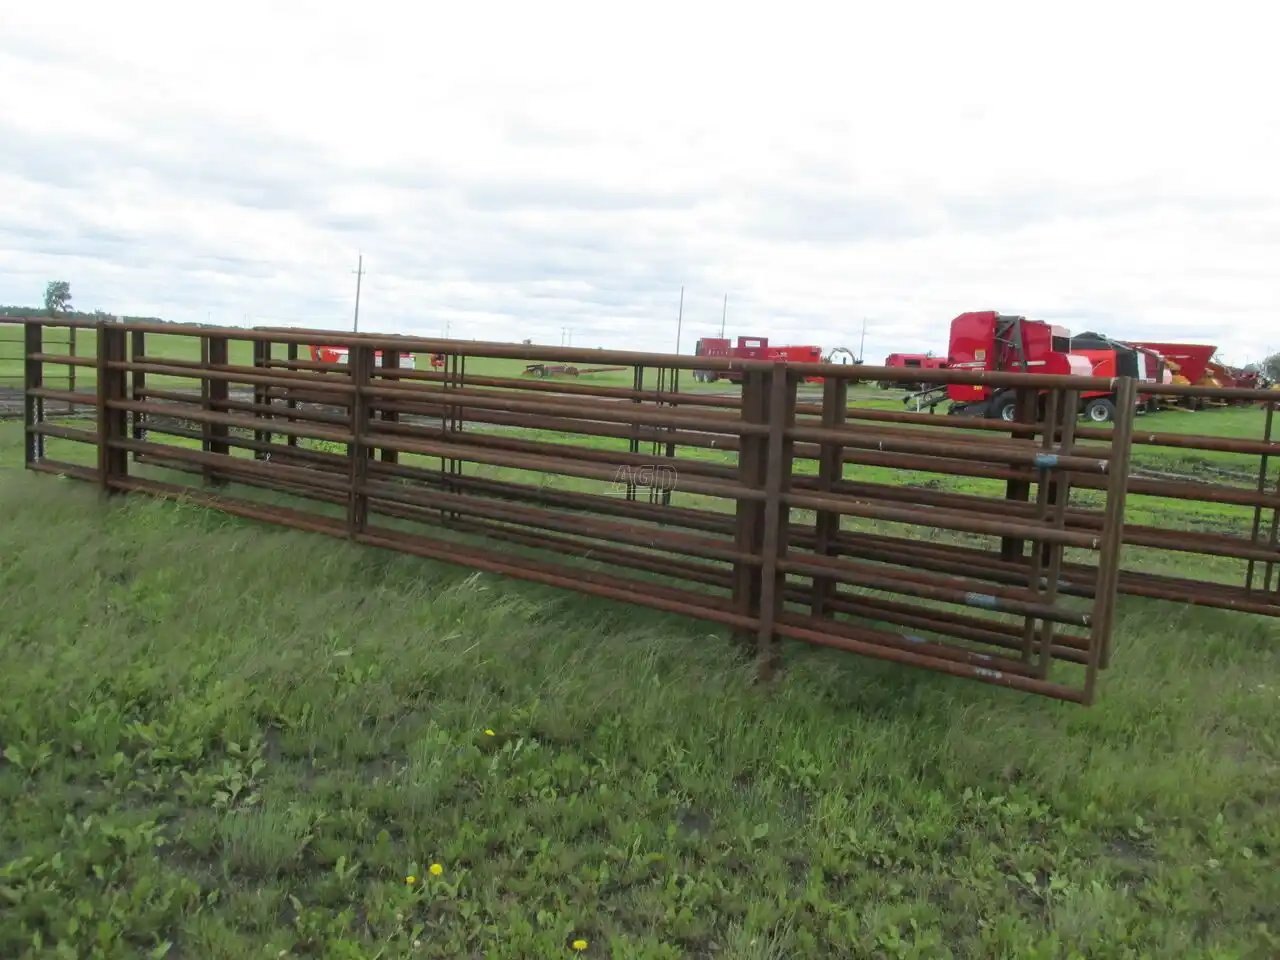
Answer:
[1124,341,1259,408]
[693,336,823,383]
[309,345,416,368]
[914,311,1141,422]
[876,353,948,390]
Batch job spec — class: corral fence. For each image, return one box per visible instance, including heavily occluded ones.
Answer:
[0,321,81,416]
[4,316,1278,705]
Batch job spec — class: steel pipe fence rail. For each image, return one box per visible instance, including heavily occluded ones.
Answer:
[4,317,1275,702]
[1,324,86,417]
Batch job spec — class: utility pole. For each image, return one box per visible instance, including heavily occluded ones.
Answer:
[352,253,365,332]
[859,317,867,362]
[720,293,727,338]
[675,285,684,354]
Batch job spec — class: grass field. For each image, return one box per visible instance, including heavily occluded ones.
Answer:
[1,412,1279,959]
[0,326,734,395]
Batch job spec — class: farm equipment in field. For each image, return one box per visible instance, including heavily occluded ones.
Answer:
[1067,332,1159,422]
[1129,343,1174,411]
[1127,341,1223,409]
[522,363,628,378]
[910,311,1099,420]
[692,336,824,383]
[1128,342,1216,387]
[877,353,947,390]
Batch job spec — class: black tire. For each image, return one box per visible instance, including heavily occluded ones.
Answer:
[1084,397,1116,423]
[992,394,1018,422]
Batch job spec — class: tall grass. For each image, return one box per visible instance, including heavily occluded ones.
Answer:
[1,433,1277,956]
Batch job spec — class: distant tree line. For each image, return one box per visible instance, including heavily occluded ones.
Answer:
[0,281,164,325]
[0,303,168,324]
[1,304,168,324]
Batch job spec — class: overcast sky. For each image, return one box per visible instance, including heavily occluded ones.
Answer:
[2,1,1277,363]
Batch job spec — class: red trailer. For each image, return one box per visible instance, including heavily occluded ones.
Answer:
[693,336,823,383]
[309,345,416,369]
[877,353,948,390]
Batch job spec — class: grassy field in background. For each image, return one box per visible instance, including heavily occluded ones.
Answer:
[2,400,1280,959]
[0,326,733,394]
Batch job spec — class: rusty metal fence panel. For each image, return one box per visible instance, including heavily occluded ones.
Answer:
[6,315,1272,705]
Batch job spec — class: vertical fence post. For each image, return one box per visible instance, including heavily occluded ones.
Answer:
[648,368,666,505]
[95,323,128,493]
[286,342,299,449]
[1000,387,1039,561]
[627,365,644,501]
[252,338,271,459]
[379,347,400,463]
[440,352,464,522]
[662,367,679,507]
[810,375,847,617]
[347,345,373,536]
[732,369,769,652]
[23,322,43,466]
[130,329,146,454]
[1086,377,1136,699]
[1264,399,1280,598]
[1020,387,1060,666]
[203,335,229,486]
[754,364,797,680]
[68,325,77,396]
[1033,388,1078,677]
[1246,400,1274,593]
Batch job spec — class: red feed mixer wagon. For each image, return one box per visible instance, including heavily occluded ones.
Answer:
[692,336,824,383]
[1125,341,1245,408]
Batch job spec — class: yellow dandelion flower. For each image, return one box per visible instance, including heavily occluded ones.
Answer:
[572,939,588,951]
[484,729,495,737]
[429,862,444,877]
[405,875,417,885]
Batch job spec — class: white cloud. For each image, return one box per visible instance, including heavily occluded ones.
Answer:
[1,0,1277,363]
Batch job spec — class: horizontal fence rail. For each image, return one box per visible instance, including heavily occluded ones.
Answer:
[4,316,1277,703]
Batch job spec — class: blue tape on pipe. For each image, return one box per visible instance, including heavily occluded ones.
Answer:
[1033,453,1060,469]
[965,592,998,609]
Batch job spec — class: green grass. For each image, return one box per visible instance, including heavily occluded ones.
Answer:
[0,327,737,394]
[2,421,1279,958]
